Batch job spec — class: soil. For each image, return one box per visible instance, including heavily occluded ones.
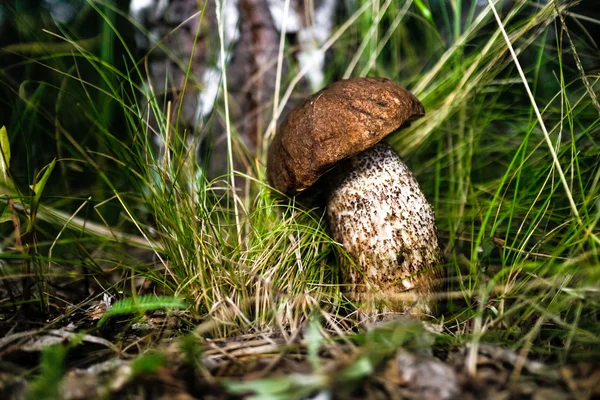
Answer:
[1,312,599,400]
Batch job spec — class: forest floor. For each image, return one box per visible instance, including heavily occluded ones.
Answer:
[1,309,599,400]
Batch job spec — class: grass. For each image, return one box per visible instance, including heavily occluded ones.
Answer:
[0,0,599,393]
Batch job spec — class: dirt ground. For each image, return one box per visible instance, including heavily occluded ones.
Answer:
[1,313,599,400]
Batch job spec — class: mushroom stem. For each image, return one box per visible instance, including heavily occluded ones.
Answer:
[326,141,442,317]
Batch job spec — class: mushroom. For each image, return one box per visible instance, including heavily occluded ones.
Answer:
[267,77,443,317]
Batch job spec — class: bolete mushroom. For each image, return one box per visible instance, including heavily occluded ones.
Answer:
[267,77,442,317]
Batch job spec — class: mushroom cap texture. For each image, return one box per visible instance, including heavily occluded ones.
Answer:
[267,77,425,195]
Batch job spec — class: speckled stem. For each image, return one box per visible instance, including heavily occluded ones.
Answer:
[326,142,443,317]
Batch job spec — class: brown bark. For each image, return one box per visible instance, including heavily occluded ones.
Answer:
[237,0,282,152]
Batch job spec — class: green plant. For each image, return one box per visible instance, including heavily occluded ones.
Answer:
[28,344,67,400]
[97,294,188,327]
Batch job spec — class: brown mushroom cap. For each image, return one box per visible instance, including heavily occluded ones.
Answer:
[267,77,425,196]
